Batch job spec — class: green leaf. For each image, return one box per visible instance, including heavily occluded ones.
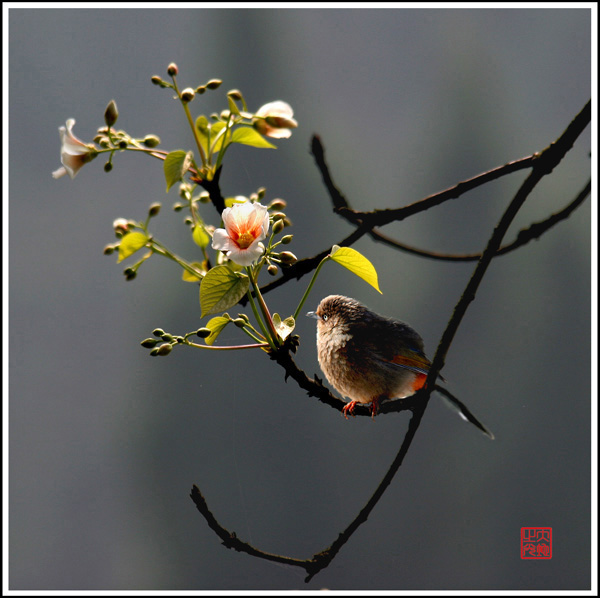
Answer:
[195,115,209,155]
[231,126,276,149]
[195,115,209,135]
[208,121,229,154]
[200,265,250,317]
[273,313,295,341]
[329,245,382,294]
[224,196,248,208]
[182,261,207,282]
[227,95,241,116]
[192,224,210,249]
[204,315,231,346]
[117,232,149,263]
[164,150,193,192]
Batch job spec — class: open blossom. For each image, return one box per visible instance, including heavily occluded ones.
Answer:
[52,119,98,179]
[212,201,270,266]
[253,101,298,139]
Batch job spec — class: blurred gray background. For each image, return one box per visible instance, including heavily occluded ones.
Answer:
[8,6,592,591]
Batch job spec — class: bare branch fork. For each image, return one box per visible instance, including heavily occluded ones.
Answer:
[191,100,591,581]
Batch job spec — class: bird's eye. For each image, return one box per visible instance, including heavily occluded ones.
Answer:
[322,314,328,321]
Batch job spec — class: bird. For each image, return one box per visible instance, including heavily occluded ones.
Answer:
[307,294,493,437]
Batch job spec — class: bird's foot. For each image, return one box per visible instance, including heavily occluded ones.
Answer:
[342,401,358,419]
[370,397,380,419]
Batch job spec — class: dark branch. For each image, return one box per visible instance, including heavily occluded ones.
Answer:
[193,165,227,215]
[189,100,590,583]
[427,99,591,381]
[368,178,590,261]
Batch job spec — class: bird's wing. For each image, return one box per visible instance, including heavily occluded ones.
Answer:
[378,349,431,376]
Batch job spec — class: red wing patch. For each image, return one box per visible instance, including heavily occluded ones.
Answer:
[388,352,431,375]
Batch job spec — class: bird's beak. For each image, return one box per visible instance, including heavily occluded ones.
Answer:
[306,311,319,320]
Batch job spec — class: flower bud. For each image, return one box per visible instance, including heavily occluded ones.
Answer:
[256,187,266,200]
[151,75,163,86]
[96,136,111,148]
[233,318,247,328]
[280,234,293,245]
[236,313,250,323]
[173,202,184,212]
[103,244,115,255]
[118,140,128,149]
[272,219,285,235]
[227,89,243,101]
[152,328,166,337]
[266,115,296,129]
[156,343,172,356]
[167,62,178,76]
[206,79,222,90]
[195,85,206,95]
[267,264,279,276]
[124,268,137,281]
[196,327,212,338]
[271,211,286,222]
[104,162,113,173]
[279,251,297,265]
[104,100,119,127]
[148,202,161,217]
[181,88,195,103]
[140,338,159,348]
[268,198,287,211]
[160,333,174,342]
[113,218,130,234]
[199,191,210,203]
[142,135,160,148]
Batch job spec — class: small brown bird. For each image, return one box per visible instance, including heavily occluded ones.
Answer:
[307,295,493,436]
[307,294,432,418]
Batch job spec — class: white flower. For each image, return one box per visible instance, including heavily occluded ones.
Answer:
[212,202,270,266]
[253,101,298,139]
[52,119,97,179]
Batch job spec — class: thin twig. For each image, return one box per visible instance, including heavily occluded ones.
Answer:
[368,179,590,261]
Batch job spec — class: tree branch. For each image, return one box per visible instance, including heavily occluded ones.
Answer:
[189,100,590,582]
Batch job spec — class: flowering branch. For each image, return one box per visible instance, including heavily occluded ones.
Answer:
[53,62,589,583]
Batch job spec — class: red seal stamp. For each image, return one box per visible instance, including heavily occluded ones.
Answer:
[521,527,552,559]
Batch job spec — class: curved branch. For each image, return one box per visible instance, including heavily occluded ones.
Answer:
[368,178,590,261]
[427,100,590,382]
[189,388,432,582]
[189,100,590,583]
[311,133,537,226]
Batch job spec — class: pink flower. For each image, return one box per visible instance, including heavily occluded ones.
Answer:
[253,101,298,139]
[212,202,270,266]
[52,119,97,179]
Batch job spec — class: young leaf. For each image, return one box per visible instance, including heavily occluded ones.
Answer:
[164,150,193,192]
[227,95,241,116]
[224,196,249,208]
[192,224,210,249]
[273,313,295,341]
[329,245,382,294]
[208,121,229,154]
[231,126,276,149]
[195,115,209,156]
[204,315,231,346]
[182,261,207,282]
[200,265,250,317]
[117,232,149,263]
